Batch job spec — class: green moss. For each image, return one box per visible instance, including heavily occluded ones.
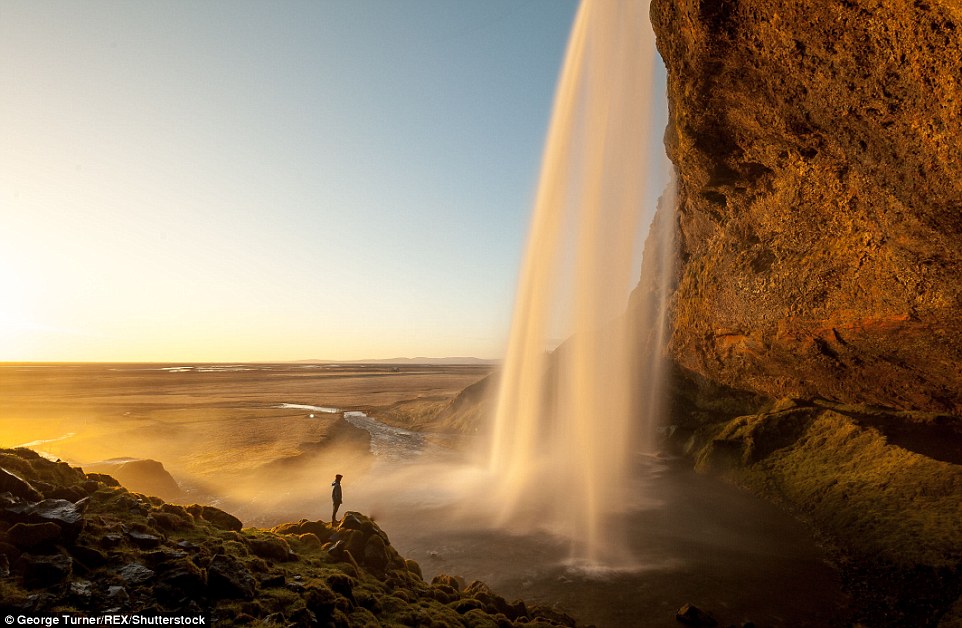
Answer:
[695,408,962,567]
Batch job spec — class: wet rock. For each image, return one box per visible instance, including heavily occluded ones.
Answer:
[0,553,10,577]
[207,553,256,599]
[117,562,155,585]
[1,498,85,543]
[20,552,72,589]
[0,468,43,501]
[676,602,717,626]
[248,536,292,562]
[100,532,124,548]
[7,522,62,549]
[126,529,163,548]
[199,505,243,532]
[69,579,94,604]
[106,585,129,605]
[142,548,188,567]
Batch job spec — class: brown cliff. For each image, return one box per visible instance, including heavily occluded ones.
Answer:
[649,0,962,413]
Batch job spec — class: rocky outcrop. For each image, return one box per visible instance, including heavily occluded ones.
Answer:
[85,458,184,502]
[649,0,962,414]
[0,448,583,627]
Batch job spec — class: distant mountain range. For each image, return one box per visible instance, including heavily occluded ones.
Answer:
[295,357,499,365]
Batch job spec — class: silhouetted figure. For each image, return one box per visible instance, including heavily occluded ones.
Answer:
[331,474,343,524]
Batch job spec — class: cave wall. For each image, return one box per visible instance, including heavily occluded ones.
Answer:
[648,0,962,413]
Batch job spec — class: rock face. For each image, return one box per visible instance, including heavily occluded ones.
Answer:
[648,0,962,413]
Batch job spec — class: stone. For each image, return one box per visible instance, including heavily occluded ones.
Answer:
[47,485,86,502]
[207,553,257,599]
[200,505,243,532]
[148,511,188,531]
[127,529,163,548]
[155,560,206,604]
[676,602,717,626]
[248,536,292,562]
[7,522,62,549]
[69,544,108,568]
[106,585,129,605]
[271,519,331,541]
[362,533,389,575]
[20,552,72,589]
[404,558,422,579]
[0,468,43,501]
[116,562,155,585]
[69,579,94,603]
[530,605,577,627]
[1,498,85,543]
[432,574,465,591]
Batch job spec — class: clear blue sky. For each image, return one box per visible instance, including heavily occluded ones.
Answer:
[0,0,667,362]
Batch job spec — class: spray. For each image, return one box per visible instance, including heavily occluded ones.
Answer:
[487,0,661,565]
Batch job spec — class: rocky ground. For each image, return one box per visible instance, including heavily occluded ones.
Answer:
[0,447,582,627]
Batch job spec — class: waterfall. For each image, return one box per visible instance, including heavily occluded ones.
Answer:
[486,0,665,565]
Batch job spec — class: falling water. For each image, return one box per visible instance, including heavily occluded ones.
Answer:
[487,0,663,565]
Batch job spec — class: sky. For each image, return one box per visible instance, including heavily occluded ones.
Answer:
[0,0,668,363]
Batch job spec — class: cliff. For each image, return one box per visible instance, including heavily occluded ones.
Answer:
[649,0,962,414]
[644,1,962,624]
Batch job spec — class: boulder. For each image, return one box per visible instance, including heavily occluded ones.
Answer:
[116,562,155,585]
[0,468,43,501]
[676,603,717,626]
[20,552,72,589]
[432,574,465,591]
[207,553,256,599]
[404,558,422,579]
[7,522,62,549]
[361,533,388,575]
[148,511,188,531]
[69,544,108,568]
[155,559,206,604]
[248,536,293,562]
[1,498,85,543]
[126,529,163,548]
[199,505,243,532]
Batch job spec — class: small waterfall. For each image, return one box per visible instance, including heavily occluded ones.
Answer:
[487,0,667,565]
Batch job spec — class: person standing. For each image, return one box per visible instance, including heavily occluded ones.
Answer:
[331,474,343,524]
